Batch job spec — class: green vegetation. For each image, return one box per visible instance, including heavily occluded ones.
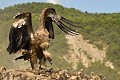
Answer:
[0,2,120,79]
[77,61,120,80]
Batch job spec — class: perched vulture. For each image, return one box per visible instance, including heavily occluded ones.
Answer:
[7,8,79,70]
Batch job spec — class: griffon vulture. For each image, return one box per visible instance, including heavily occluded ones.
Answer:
[7,8,79,70]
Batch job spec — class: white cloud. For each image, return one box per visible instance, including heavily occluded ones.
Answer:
[47,0,61,4]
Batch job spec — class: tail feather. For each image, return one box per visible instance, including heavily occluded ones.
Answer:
[15,53,30,60]
[15,55,25,60]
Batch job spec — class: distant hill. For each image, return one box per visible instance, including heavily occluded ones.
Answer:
[0,2,120,80]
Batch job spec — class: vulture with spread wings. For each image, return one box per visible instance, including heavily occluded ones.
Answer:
[7,8,79,70]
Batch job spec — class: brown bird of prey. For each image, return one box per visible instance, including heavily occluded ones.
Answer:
[7,8,79,70]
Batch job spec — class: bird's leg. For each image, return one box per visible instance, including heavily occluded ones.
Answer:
[30,51,38,71]
[37,56,47,74]
[39,56,47,70]
[38,59,42,69]
[38,50,52,72]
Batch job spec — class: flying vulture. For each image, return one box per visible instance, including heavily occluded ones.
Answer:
[7,8,79,70]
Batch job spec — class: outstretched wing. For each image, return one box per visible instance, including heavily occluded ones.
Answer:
[7,12,34,54]
[53,15,80,35]
[43,8,79,39]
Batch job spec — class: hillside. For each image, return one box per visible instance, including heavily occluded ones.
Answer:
[64,34,114,69]
[0,2,120,80]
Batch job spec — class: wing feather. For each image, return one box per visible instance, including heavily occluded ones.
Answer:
[45,17,54,39]
[7,12,33,54]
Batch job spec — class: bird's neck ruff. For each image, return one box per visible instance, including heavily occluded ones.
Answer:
[40,8,46,28]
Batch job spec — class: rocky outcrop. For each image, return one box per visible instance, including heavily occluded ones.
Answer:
[0,66,107,80]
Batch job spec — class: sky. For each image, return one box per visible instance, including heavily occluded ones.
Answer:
[0,0,120,13]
